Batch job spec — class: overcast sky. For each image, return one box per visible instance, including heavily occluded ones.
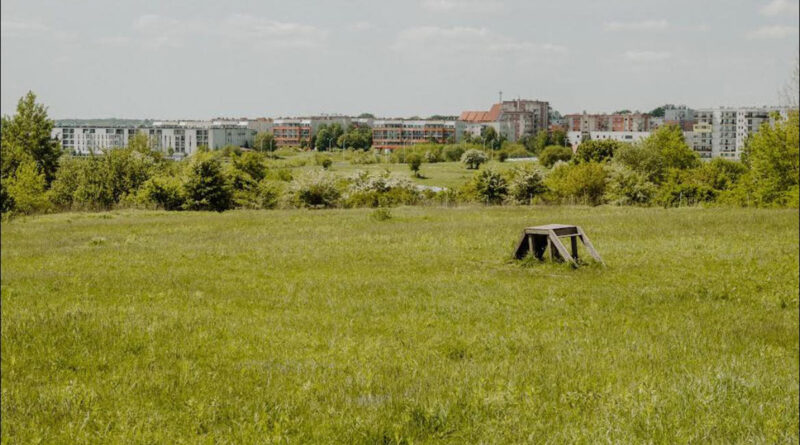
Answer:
[2,0,798,119]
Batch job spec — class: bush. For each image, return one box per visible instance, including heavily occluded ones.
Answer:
[370,207,392,221]
[233,151,267,182]
[289,171,341,208]
[315,154,333,170]
[443,145,466,162]
[344,172,420,208]
[546,162,607,205]
[573,139,622,164]
[604,165,657,206]
[5,160,50,215]
[654,169,717,207]
[614,143,665,183]
[138,175,185,210]
[183,155,233,212]
[539,145,573,168]
[507,167,547,204]
[407,153,423,176]
[257,180,283,209]
[464,169,508,204]
[461,149,488,169]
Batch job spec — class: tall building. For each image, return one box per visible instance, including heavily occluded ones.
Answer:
[691,107,793,159]
[663,105,695,131]
[458,99,550,142]
[372,120,456,150]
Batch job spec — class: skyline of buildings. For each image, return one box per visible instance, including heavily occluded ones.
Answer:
[50,100,797,160]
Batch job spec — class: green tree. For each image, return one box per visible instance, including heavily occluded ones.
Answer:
[533,130,550,153]
[183,154,233,212]
[406,152,422,177]
[1,91,62,186]
[550,128,567,147]
[573,139,622,164]
[481,126,498,149]
[649,106,666,117]
[508,167,547,204]
[546,162,608,205]
[254,132,276,152]
[643,124,699,170]
[315,123,345,151]
[538,145,573,167]
[461,149,489,169]
[5,160,50,214]
[733,111,799,206]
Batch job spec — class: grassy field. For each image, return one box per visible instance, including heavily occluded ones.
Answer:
[272,151,531,189]
[1,206,798,443]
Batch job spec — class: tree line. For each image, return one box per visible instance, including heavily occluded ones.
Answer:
[1,92,797,216]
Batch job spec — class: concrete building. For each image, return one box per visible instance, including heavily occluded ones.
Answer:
[564,112,650,132]
[272,116,352,148]
[663,105,695,131]
[566,131,652,150]
[372,120,456,150]
[52,121,256,156]
[458,99,550,142]
[691,107,793,159]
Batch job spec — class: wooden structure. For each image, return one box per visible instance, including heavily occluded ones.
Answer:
[514,224,603,266]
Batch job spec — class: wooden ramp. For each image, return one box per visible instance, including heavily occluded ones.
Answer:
[514,224,603,266]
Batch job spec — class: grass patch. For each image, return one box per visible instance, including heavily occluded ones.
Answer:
[1,206,798,442]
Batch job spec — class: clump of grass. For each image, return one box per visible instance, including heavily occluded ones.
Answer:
[370,208,392,221]
[88,236,106,246]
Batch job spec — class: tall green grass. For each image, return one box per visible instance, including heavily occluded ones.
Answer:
[2,206,798,443]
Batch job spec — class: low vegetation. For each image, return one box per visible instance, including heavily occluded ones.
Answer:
[2,206,797,442]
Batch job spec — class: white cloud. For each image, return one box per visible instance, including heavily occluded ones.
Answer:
[0,17,75,41]
[759,0,800,16]
[420,0,504,13]
[624,50,671,61]
[603,20,668,31]
[112,13,326,50]
[746,25,799,39]
[393,26,565,56]
[349,21,375,31]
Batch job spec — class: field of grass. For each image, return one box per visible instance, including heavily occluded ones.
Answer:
[2,206,798,443]
[273,150,531,189]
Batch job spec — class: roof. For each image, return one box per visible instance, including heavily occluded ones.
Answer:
[458,103,501,122]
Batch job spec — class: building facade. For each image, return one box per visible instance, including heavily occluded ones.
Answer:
[564,112,650,132]
[691,107,792,159]
[566,131,652,149]
[372,120,456,150]
[52,121,256,156]
[458,99,550,142]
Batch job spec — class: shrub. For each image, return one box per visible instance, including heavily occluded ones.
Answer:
[183,155,233,212]
[539,145,573,167]
[257,180,283,209]
[5,160,51,214]
[507,167,547,204]
[654,169,717,207]
[546,162,607,205]
[604,165,657,206]
[443,145,466,161]
[573,139,622,164]
[315,154,333,170]
[614,143,666,183]
[344,172,420,207]
[461,149,488,169]
[465,169,508,204]
[139,175,185,210]
[407,153,423,177]
[47,157,83,209]
[289,171,341,208]
[232,151,267,182]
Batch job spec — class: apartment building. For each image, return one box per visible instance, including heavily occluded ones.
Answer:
[52,121,256,155]
[691,107,792,159]
[564,112,650,132]
[458,99,550,142]
[566,131,651,149]
[372,120,456,150]
[663,105,695,131]
[272,116,352,147]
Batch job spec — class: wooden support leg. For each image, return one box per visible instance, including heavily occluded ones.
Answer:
[571,236,578,261]
[547,232,575,265]
[527,235,534,258]
[576,227,604,265]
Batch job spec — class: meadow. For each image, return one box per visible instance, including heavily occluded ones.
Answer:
[1,206,798,443]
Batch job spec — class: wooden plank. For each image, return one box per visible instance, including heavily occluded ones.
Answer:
[547,230,575,265]
[577,226,604,264]
[571,236,578,260]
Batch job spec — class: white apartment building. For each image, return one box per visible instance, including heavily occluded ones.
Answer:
[53,121,256,156]
[692,107,793,159]
[566,131,652,150]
